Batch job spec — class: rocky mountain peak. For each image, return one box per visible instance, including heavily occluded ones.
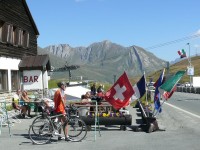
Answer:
[39,40,167,83]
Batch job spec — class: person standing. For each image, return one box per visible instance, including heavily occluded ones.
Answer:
[90,83,96,96]
[54,81,69,141]
[97,84,103,93]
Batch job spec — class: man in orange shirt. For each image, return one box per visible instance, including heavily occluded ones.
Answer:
[54,81,68,141]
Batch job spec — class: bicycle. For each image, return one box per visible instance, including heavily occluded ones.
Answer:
[28,103,87,145]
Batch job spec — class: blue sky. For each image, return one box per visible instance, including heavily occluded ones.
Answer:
[26,0,200,62]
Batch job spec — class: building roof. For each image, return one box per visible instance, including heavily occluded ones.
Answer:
[22,0,39,35]
[18,55,51,71]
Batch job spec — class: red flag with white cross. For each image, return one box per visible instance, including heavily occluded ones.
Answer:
[104,72,134,110]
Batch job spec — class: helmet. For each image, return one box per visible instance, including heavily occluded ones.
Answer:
[57,81,66,88]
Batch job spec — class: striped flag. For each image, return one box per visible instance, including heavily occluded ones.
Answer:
[177,49,186,58]
[131,75,146,100]
[159,70,186,100]
[154,69,165,113]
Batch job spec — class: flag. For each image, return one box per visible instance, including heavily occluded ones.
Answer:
[162,86,177,100]
[154,69,165,113]
[159,70,186,100]
[131,75,146,100]
[177,49,186,58]
[153,76,165,88]
[104,72,134,110]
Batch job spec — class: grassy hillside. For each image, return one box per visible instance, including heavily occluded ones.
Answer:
[146,56,200,83]
[48,56,200,91]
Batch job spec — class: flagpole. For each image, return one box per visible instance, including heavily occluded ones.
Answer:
[143,71,149,117]
[152,68,165,116]
[153,100,165,117]
[137,99,147,118]
[187,43,192,87]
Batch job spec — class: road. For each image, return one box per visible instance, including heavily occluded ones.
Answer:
[0,92,200,150]
[165,92,200,115]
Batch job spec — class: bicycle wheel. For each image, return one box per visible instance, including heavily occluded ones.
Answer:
[28,117,52,145]
[63,117,87,142]
[31,115,49,135]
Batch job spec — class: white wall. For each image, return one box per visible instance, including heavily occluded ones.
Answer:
[0,57,49,91]
[0,57,21,91]
[0,57,20,70]
[43,70,48,89]
[23,70,43,90]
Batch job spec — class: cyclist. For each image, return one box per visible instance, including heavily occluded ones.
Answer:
[54,81,69,141]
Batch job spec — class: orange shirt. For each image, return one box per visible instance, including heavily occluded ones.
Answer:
[54,89,66,115]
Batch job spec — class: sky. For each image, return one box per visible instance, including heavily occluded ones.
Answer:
[26,0,200,62]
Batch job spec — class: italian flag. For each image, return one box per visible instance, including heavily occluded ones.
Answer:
[177,49,186,58]
[158,70,186,100]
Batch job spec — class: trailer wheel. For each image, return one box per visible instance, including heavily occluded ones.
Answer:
[120,125,126,131]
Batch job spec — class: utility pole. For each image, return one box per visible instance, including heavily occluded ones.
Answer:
[113,75,116,84]
[53,64,80,83]
[166,61,170,79]
[187,43,192,87]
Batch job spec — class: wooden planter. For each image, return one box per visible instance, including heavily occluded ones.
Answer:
[80,115,132,125]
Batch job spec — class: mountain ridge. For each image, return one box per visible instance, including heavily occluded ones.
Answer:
[38,40,167,83]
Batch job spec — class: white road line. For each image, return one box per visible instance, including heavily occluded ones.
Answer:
[164,102,200,119]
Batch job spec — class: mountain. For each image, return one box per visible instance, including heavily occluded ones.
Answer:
[148,55,200,83]
[38,40,167,83]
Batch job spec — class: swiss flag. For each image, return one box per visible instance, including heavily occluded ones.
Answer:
[104,72,134,110]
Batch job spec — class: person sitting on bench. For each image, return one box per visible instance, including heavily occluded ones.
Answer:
[12,90,28,118]
[21,90,31,118]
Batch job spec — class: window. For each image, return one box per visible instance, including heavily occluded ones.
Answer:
[0,20,29,47]
[0,70,8,91]
[11,70,19,91]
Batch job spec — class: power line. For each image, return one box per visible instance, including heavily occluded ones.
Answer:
[145,33,200,50]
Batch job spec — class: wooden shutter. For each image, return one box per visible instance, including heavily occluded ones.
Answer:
[26,32,29,47]
[0,21,3,42]
[18,29,23,46]
[6,24,10,43]
[1,23,8,42]
[23,32,29,48]
[7,25,14,44]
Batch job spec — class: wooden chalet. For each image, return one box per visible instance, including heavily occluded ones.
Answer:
[0,0,50,93]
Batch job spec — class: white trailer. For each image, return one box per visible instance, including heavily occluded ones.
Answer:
[192,76,200,87]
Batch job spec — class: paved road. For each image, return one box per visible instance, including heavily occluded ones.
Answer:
[1,92,200,150]
[166,92,200,115]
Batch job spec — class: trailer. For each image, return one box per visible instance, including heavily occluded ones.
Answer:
[193,76,200,87]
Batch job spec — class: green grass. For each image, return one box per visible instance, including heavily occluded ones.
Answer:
[146,56,200,83]
[49,56,200,91]
[48,79,68,89]
[48,79,112,91]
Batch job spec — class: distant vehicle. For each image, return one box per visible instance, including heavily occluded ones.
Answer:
[147,82,155,91]
[147,82,155,86]
[184,82,193,87]
[176,83,183,87]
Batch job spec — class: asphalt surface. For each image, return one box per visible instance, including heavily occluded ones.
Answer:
[1,92,200,150]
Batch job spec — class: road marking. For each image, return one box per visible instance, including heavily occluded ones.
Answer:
[164,102,200,119]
